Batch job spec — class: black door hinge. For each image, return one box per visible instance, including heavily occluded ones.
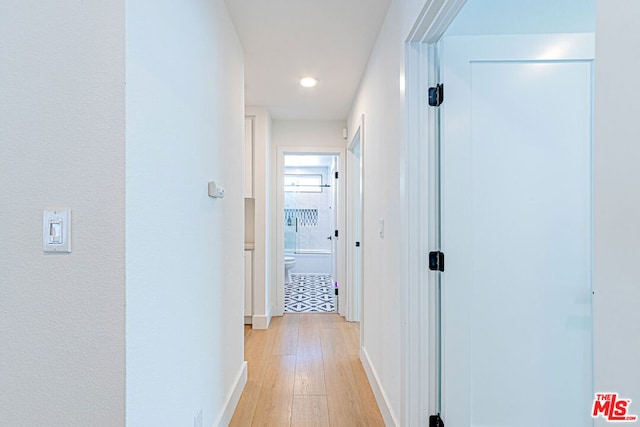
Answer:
[335,171,339,179]
[429,251,445,272]
[429,84,444,107]
[429,413,444,427]
[355,241,360,247]
[334,230,339,238]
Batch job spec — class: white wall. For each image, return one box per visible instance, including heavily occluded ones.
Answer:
[272,121,347,149]
[594,1,640,422]
[246,106,273,328]
[125,1,246,425]
[346,2,407,424]
[0,2,126,425]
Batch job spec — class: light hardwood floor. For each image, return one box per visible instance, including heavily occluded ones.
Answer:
[230,313,385,427]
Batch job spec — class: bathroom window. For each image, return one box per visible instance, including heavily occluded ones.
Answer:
[284,174,323,192]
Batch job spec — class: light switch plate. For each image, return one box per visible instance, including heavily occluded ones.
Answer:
[43,210,71,253]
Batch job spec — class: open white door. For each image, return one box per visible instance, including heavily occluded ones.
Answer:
[347,124,363,322]
[331,156,342,314]
[440,33,595,426]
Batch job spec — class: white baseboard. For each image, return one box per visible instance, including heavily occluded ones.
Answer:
[361,346,399,427]
[252,305,278,329]
[251,314,270,329]
[214,361,247,427]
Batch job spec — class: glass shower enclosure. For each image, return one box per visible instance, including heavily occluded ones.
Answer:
[283,155,336,276]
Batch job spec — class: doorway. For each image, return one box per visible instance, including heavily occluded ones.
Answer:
[283,154,338,313]
[405,0,596,424]
[276,148,346,316]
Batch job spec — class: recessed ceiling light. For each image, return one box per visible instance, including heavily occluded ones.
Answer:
[299,76,319,88]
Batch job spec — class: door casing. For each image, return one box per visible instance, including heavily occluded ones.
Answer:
[404,1,468,424]
[275,147,347,316]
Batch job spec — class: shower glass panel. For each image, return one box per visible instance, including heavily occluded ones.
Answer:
[284,171,333,254]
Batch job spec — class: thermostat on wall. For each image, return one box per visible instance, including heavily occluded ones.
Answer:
[208,181,225,198]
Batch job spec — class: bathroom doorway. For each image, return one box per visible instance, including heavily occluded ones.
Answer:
[283,154,338,312]
[276,148,346,315]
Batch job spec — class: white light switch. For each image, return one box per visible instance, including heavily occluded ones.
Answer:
[49,220,62,244]
[43,210,71,253]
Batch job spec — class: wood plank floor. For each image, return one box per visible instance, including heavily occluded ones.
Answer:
[230,313,385,427]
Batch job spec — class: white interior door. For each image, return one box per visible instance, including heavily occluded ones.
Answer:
[440,33,595,426]
[331,158,339,311]
[347,132,363,322]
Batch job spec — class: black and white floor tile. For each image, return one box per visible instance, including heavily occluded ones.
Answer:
[284,274,335,313]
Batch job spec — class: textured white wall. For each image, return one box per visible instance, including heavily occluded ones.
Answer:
[0,1,126,425]
[594,2,640,423]
[125,0,246,425]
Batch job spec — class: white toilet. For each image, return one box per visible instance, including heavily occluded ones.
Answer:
[284,255,296,284]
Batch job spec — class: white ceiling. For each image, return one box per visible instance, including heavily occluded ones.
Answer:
[225,0,391,121]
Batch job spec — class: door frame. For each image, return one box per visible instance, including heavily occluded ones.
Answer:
[346,114,364,323]
[403,0,467,424]
[275,146,347,315]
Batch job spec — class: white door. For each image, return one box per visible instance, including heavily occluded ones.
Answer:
[331,157,342,314]
[440,33,594,426]
[347,132,363,321]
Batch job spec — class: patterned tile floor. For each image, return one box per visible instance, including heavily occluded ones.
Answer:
[284,274,336,313]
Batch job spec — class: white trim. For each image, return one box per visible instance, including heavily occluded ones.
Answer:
[402,40,432,427]
[276,146,347,316]
[403,0,467,424]
[425,42,443,420]
[290,249,332,255]
[251,314,271,330]
[407,0,467,43]
[214,361,247,427]
[361,346,398,427]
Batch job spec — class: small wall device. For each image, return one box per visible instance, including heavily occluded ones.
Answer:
[43,209,71,253]
[208,181,225,198]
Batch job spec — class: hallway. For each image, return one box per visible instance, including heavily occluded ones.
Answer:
[230,314,384,426]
